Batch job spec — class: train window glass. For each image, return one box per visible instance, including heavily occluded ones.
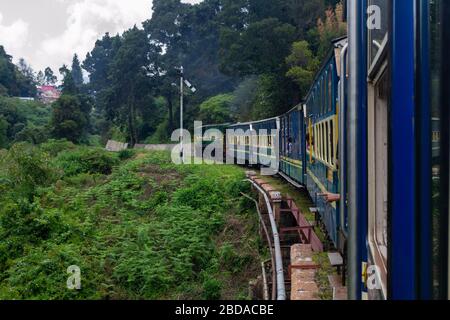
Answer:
[325,70,328,113]
[367,0,389,67]
[330,119,334,166]
[315,125,319,159]
[321,123,324,161]
[316,125,319,159]
[319,124,322,160]
[313,125,317,158]
[322,77,325,115]
[314,124,317,159]
[319,81,322,115]
[368,67,389,295]
[328,67,333,113]
[325,121,330,165]
[321,123,325,161]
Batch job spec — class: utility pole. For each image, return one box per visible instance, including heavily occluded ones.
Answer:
[180,66,184,163]
[178,66,196,164]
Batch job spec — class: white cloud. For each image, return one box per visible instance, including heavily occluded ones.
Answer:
[36,0,151,77]
[0,0,205,76]
[0,12,29,54]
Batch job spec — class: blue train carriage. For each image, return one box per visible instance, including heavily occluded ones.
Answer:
[194,123,230,160]
[226,122,252,164]
[251,117,280,171]
[304,37,347,248]
[345,0,449,300]
[279,105,307,186]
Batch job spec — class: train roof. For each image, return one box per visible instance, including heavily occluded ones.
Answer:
[194,123,232,130]
[227,116,279,128]
[303,36,348,102]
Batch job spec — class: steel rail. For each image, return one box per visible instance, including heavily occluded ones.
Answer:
[245,179,287,300]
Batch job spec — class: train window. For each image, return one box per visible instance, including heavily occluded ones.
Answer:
[321,123,325,161]
[368,0,389,67]
[330,119,335,166]
[322,77,325,115]
[316,124,320,159]
[315,125,319,159]
[328,68,333,113]
[245,136,249,145]
[320,123,324,161]
[368,66,390,296]
[316,125,319,159]
[325,121,330,164]
[268,136,272,147]
[313,125,317,158]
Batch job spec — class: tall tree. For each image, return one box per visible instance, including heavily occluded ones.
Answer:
[285,41,320,97]
[50,66,92,143]
[71,54,84,88]
[36,71,45,86]
[106,27,159,146]
[0,47,36,97]
[44,67,57,85]
[50,95,91,143]
[17,58,35,81]
[83,33,122,92]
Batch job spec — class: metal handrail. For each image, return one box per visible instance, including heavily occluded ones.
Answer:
[241,192,277,300]
[246,179,286,300]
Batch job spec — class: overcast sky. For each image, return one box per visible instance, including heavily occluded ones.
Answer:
[0,0,203,79]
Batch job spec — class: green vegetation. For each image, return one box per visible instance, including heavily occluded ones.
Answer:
[0,145,261,299]
[0,96,51,148]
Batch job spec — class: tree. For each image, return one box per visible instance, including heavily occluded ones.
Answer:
[44,67,57,85]
[219,18,296,76]
[71,54,84,88]
[17,58,34,81]
[285,41,320,97]
[83,33,122,92]
[0,116,8,148]
[316,2,347,59]
[105,27,159,146]
[50,94,91,143]
[60,65,78,95]
[59,64,69,78]
[199,94,235,124]
[36,71,45,86]
[0,46,17,96]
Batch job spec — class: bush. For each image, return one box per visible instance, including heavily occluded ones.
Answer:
[40,139,77,157]
[55,147,119,177]
[0,143,55,198]
[202,277,222,300]
[118,149,135,161]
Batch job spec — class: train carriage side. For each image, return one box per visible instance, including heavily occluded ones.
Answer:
[194,123,230,160]
[251,117,280,168]
[280,105,307,185]
[305,39,345,248]
[227,122,252,164]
